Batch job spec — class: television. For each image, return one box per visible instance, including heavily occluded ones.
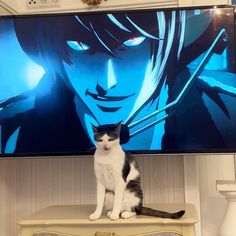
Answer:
[0,5,236,157]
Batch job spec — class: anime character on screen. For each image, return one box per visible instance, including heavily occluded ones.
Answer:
[0,8,236,155]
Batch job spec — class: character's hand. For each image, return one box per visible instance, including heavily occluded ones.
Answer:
[108,211,119,220]
[89,211,101,220]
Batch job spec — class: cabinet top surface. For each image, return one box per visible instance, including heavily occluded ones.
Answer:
[17,204,198,226]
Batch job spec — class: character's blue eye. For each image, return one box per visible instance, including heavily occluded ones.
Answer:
[66,40,90,51]
[123,36,146,47]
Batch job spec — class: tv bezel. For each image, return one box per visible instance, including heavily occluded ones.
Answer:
[0,4,235,158]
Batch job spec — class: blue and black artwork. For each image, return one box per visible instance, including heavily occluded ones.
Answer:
[0,6,236,156]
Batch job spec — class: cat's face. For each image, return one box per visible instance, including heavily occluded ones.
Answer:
[92,123,121,151]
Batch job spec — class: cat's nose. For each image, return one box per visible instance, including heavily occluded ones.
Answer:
[103,145,111,151]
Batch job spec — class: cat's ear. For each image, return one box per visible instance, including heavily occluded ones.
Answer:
[92,124,98,134]
[114,121,122,133]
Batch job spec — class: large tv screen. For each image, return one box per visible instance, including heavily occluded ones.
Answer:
[0,6,236,156]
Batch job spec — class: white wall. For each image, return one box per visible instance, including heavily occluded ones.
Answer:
[0,0,231,14]
[0,156,185,236]
[0,0,18,14]
[178,0,230,7]
[1,155,235,236]
[197,155,236,236]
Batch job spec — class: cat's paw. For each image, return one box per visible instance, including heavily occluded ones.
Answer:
[121,211,137,219]
[107,211,112,218]
[89,212,101,221]
[109,212,119,220]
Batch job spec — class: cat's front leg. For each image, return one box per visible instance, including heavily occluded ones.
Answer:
[109,181,125,220]
[89,181,105,220]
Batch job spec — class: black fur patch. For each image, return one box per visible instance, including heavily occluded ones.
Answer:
[122,152,143,214]
[122,154,130,182]
[127,177,143,199]
[93,123,120,142]
[122,152,138,182]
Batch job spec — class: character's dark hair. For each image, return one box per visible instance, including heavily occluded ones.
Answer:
[14,10,183,68]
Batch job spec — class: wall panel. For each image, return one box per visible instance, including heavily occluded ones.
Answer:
[0,155,185,236]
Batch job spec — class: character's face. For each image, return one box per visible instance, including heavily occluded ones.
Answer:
[63,36,157,125]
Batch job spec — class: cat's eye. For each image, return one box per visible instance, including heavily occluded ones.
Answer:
[123,36,146,47]
[66,40,90,51]
[95,137,103,142]
[108,138,114,141]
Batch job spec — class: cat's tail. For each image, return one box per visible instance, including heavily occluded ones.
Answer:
[139,207,185,219]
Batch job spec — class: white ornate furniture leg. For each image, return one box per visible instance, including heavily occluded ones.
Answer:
[217,180,236,236]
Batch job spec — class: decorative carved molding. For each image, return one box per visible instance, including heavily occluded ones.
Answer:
[82,0,106,5]
[95,232,117,236]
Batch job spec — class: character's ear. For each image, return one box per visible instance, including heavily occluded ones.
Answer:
[92,124,98,134]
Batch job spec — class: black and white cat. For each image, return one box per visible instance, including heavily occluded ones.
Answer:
[89,123,185,221]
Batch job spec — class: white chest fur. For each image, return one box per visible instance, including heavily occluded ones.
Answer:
[94,147,125,191]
